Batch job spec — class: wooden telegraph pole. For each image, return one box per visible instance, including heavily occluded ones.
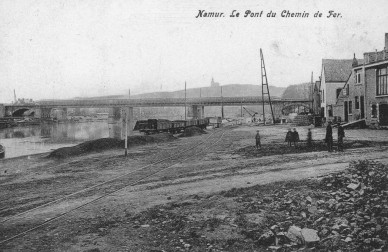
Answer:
[221,86,224,119]
[311,71,314,114]
[185,82,187,120]
[124,89,130,157]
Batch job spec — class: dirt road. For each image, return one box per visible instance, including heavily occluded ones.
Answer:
[0,124,387,251]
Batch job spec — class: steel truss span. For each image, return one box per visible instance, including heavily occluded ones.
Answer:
[5,97,312,108]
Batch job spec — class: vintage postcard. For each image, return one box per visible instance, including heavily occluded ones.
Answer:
[1,0,387,251]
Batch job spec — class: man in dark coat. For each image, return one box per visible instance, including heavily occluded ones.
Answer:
[292,128,300,147]
[337,123,345,151]
[285,129,292,147]
[325,121,333,152]
[255,130,261,149]
[307,128,313,147]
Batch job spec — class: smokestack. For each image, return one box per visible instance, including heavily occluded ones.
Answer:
[385,33,388,51]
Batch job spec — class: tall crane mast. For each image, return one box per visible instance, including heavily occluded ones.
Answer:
[260,49,275,124]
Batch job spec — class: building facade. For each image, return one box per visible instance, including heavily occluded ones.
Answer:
[319,59,357,119]
[358,34,388,127]
[333,33,388,127]
[333,60,365,123]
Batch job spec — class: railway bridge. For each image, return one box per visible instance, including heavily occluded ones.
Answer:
[0,96,312,138]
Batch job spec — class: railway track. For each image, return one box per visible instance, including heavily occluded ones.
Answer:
[0,129,220,219]
[0,126,231,245]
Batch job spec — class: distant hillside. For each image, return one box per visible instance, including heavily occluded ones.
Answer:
[133,84,285,99]
[281,83,314,100]
[80,84,285,100]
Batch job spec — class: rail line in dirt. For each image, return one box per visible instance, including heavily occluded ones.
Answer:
[0,129,219,222]
[0,126,232,245]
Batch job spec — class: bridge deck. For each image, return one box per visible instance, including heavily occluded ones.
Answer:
[4,96,312,108]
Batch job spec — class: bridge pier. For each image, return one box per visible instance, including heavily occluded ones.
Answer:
[59,108,68,120]
[123,107,134,137]
[4,107,13,117]
[108,107,134,140]
[189,105,205,119]
[74,107,81,116]
[34,108,42,118]
[41,107,53,119]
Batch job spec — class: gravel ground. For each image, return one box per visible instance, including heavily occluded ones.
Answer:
[0,124,387,251]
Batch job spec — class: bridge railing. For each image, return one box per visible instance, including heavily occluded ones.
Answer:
[5,96,312,108]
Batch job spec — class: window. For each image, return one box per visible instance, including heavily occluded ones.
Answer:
[328,105,333,117]
[323,90,325,102]
[356,71,361,84]
[355,96,359,109]
[349,101,353,114]
[336,88,342,99]
[377,66,388,95]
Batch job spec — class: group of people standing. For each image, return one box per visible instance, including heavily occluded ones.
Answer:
[325,121,345,152]
[255,128,300,149]
[255,122,345,152]
[285,128,300,147]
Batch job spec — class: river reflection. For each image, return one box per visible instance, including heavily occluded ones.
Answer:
[0,121,113,159]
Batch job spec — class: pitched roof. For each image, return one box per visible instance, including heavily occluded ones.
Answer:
[335,71,356,105]
[322,59,363,83]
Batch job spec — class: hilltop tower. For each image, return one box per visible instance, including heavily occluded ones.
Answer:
[210,77,220,87]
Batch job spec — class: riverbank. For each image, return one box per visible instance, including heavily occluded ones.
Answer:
[0,120,111,159]
[48,133,177,159]
[1,125,388,251]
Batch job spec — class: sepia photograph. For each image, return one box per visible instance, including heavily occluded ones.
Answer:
[1,0,388,251]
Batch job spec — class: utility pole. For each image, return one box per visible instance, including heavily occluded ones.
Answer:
[124,88,130,157]
[221,86,224,119]
[260,49,275,124]
[184,82,187,120]
[124,108,128,157]
[311,71,314,114]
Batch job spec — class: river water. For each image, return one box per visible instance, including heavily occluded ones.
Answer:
[0,121,115,159]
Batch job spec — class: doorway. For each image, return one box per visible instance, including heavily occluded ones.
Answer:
[344,101,348,122]
[360,96,365,119]
[379,104,388,126]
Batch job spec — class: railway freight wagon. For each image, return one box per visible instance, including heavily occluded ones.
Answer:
[133,119,171,134]
[207,117,222,128]
[171,120,186,133]
[134,118,209,134]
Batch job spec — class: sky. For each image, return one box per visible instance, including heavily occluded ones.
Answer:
[0,0,387,103]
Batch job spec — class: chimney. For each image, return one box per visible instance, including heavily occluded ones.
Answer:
[385,33,388,51]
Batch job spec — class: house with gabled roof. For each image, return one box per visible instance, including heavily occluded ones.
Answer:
[333,55,365,123]
[332,33,388,128]
[319,58,361,120]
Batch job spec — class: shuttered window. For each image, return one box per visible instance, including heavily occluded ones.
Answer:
[377,67,388,95]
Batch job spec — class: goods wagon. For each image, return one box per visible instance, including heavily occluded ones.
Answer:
[134,118,209,134]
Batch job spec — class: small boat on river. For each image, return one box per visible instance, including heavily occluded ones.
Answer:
[0,144,5,159]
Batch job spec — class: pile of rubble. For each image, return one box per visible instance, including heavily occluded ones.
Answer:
[256,160,388,251]
[48,133,176,158]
